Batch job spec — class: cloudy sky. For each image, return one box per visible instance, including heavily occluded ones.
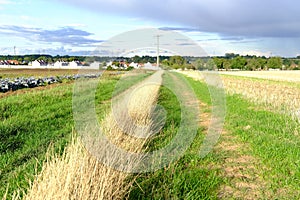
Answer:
[0,0,299,57]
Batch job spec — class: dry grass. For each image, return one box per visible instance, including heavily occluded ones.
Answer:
[12,71,163,200]
[179,70,300,119]
[221,76,300,118]
[178,70,204,81]
[219,70,300,82]
[20,137,132,200]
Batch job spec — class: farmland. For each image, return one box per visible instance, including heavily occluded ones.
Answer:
[219,70,300,82]
[1,68,300,199]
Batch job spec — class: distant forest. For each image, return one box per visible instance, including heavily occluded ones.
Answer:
[1,53,300,70]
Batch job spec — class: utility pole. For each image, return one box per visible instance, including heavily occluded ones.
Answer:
[14,46,16,55]
[156,35,160,68]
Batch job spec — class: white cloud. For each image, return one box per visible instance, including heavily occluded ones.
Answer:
[234,50,272,58]
[0,0,11,9]
[58,0,300,38]
[0,0,11,5]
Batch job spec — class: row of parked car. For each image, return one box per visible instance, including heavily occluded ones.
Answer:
[0,73,101,93]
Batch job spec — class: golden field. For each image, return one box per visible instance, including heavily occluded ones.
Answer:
[180,70,300,119]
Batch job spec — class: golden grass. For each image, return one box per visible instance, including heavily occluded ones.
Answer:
[219,70,300,82]
[13,71,163,200]
[221,76,300,117]
[179,70,300,120]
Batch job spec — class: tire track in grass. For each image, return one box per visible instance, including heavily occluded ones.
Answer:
[199,93,269,199]
[216,130,269,199]
[181,72,270,199]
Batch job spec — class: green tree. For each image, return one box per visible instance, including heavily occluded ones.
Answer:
[169,56,186,66]
[206,59,216,70]
[267,57,282,69]
[112,61,120,67]
[246,58,260,71]
[161,59,170,66]
[213,57,224,70]
[230,56,247,69]
[192,59,205,70]
[132,55,141,63]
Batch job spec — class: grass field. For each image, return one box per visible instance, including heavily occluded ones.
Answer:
[1,69,300,199]
[0,69,152,199]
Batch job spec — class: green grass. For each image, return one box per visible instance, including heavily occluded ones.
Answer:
[0,71,151,199]
[225,94,300,197]
[128,72,223,199]
[0,83,74,198]
[4,69,300,199]
[185,75,300,198]
[130,72,300,199]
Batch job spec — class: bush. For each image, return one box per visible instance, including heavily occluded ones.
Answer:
[126,66,134,71]
[106,66,114,71]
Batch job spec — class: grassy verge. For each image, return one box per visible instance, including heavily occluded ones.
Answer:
[1,71,151,199]
[128,72,223,199]
[225,94,300,198]
[131,72,300,199]
[185,75,300,198]
[21,71,160,200]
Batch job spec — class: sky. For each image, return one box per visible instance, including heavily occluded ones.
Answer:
[0,0,299,57]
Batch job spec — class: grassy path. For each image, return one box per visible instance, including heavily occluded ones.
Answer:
[185,74,300,199]
[1,71,151,199]
[129,72,223,199]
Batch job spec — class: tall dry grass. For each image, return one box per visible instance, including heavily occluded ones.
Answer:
[179,70,300,120]
[221,76,300,118]
[14,71,163,200]
[219,70,300,82]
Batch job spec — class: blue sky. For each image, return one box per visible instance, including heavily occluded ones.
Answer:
[0,0,299,57]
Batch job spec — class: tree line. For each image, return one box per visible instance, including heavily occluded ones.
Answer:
[1,54,300,70]
[163,54,300,71]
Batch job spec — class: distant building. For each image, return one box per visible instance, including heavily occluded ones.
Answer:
[129,62,140,69]
[7,60,19,65]
[119,61,128,69]
[90,61,102,69]
[31,60,47,67]
[143,62,160,70]
[69,61,82,68]
[0,60,8,65]
[0,60,20,65]
[54,61,68,68]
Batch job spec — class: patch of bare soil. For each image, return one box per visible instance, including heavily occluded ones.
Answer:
[216,130,269,199]
[199,102,269,199]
